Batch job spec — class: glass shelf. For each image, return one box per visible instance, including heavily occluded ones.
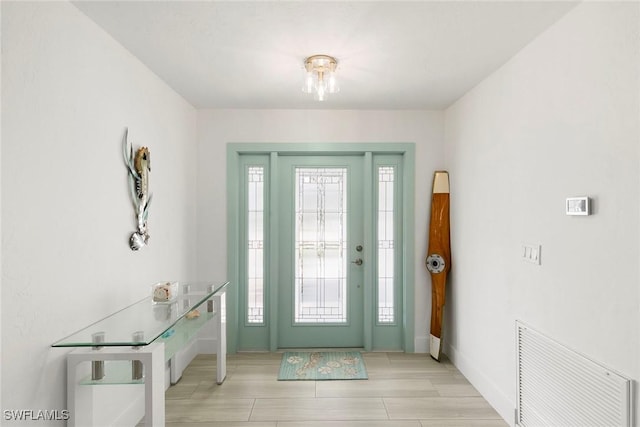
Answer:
[159,311,215,362]
[79,360,145,386]
[52,281,228,348]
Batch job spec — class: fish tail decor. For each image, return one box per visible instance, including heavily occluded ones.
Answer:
[122,128,152,250]
[134,146,151,199]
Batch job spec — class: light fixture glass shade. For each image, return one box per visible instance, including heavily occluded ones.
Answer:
[303,70,314,93]
[303,55,339,101]
[327,70,339,93]
[315,75,327,101]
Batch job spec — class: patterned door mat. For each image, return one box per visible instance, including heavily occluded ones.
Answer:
[278,351,368,381]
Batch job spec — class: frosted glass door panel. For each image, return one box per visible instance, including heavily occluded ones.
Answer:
[294,168,347,323]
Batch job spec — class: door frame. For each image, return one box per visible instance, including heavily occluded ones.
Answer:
[227,143,416,353]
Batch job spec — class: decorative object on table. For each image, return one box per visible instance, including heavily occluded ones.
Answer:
[152,281,178,303]
[160,328,175,339]
[425,171,451,361]
[122,128,152,250]
[566,196,591,216]
[185,309,200,319]
[278,351,368,381]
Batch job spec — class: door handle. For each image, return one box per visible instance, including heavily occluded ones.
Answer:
[351,258,363,266]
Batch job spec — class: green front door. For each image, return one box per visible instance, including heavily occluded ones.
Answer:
[277,156,365,348]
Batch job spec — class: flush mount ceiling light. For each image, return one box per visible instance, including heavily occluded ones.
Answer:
[302,55,339,101]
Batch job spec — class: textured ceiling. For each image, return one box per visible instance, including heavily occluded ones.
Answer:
[74,1,577,110]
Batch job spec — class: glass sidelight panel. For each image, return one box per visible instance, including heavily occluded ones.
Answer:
[294,168,348,323]
[377,166,395,323]
[247,166,264,324]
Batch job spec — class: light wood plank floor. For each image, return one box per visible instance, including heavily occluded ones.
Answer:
[165,352,508,427]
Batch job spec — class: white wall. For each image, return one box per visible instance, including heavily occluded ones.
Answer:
[0,2,3,414]
[1,2,197,424]
[444,2,639,423]
[196,109,444,351]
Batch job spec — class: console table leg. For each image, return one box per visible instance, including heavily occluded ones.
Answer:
[141,343,165,426]
[214,292,227,384]
[67,356,94,427]
[66,343,165,426]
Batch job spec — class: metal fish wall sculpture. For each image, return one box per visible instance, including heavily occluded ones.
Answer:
[123,128,152,250]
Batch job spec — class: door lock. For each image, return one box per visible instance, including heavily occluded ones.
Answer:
[355,245,363,252]
[351,258,363,266]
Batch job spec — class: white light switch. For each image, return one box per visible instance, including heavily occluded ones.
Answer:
[522,244,541,265]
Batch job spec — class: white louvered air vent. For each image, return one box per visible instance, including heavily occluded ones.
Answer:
[516,321,632,427]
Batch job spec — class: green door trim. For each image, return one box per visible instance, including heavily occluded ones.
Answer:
[227,143,416,353]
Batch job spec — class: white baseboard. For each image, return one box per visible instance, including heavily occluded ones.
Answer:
[444,342,514,426]
[198,337,217,354]
[414,335,429,353]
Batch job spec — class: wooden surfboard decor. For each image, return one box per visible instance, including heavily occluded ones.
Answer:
[426,171,451,361]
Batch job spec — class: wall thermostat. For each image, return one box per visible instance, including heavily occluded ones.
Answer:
[566,197,590,216]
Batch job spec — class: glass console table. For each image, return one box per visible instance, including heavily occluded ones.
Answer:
[52,281,229,427]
